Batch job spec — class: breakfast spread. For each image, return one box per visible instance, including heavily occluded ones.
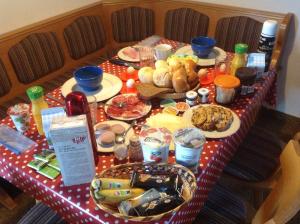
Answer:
[191,105,234,131]
[106,94,151,119]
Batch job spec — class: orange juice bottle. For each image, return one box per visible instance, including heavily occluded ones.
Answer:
[230,43,248,76]
[26,86,48,135]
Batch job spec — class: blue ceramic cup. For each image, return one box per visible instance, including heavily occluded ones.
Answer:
[74,66,103,91]
[191,36,216,58]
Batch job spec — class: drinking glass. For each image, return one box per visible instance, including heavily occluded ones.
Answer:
[214,56,231,76]
[139,46,155,68]
[86,95,97,125]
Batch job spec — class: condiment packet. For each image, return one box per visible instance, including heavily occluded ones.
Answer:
[37,165,60,180]
[47,158,60,171]
[27,159,47,170]
[34,149,56,162]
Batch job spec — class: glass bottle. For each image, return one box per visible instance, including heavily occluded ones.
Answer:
[26,86,48,135]
[114,136,128,164]
[65,91,99,165]
[230,43,248,76]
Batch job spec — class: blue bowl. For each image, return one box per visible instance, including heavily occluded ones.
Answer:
[191,36,216,58]
[74,66,103,91]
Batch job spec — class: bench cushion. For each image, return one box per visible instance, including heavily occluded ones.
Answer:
[111,6,154,42]
[164,8,209,43]
[0,59,11,97]
[215,16,262,52]
[194,183,246,223]
[64,16,106,60]
[8,32,64,84]
[224,126,282,182]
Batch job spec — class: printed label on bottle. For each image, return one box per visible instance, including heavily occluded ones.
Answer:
[257,35,275,71]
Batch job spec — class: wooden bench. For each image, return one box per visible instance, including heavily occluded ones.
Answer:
[0,0,293,118]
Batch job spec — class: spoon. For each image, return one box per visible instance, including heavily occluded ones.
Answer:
[115,120,138,143]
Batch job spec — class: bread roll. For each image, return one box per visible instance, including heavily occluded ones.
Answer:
[187,70,199,89]
[138,67,154,84]
[168,58,183,72]
[153,67,173,88]
[172,67,189,93]
[183,59,197,73]
[155,60,168,69]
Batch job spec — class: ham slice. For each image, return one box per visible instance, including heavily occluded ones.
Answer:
[107,95,147,119]
[122,47,139,60]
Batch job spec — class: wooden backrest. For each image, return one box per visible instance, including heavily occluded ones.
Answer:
[215,16,263,52]
[64,16,106,60]
[0,0,292,105]
[252,136,300,224]
[8,32,65,84]
[164,8,209,43]
[111,6,155,43]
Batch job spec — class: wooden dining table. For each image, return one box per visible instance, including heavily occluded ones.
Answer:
[0,38,276,224]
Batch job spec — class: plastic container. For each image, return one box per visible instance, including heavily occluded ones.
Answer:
[173,128,206,172]
[214,75,240,104]
[230,43,248,76]
[139,127,172,163]
[185,91,198,106]
[26,86,48,135]
[7,103,31,133]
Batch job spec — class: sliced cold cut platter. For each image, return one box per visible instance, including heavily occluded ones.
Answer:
[104,94,152,121]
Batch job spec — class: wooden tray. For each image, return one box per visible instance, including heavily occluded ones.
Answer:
[157,83,200,99]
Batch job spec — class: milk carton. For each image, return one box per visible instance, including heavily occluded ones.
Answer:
[50,115,95,186]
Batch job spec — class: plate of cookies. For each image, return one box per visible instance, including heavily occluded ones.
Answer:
[182,104,240,138]
[94,120,135,153]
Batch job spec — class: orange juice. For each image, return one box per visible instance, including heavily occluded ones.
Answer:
[26,86,48,135]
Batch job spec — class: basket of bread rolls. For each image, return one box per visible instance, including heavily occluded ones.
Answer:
[136,57,200,100]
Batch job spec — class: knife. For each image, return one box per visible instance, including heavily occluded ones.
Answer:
[109,58,141,70]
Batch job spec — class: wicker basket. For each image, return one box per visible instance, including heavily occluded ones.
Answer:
[90,162,196,222]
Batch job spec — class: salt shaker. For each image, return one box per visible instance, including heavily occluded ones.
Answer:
[114,136,128,164]
[197,88,209,103]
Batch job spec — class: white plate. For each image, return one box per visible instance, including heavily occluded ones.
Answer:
[104,94,152,121]
[61,73,122,102]
[182,104,241,138]
[117,47,140,62]
[94,120,135,153]
[175,45,227,66]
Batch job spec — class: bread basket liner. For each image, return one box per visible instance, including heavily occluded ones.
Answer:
[90,162,197,222]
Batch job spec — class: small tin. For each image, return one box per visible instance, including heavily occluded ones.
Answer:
[185,91,198,106]
[197,88,209,103]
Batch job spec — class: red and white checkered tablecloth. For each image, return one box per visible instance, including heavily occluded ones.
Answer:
[0,39,276,224]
